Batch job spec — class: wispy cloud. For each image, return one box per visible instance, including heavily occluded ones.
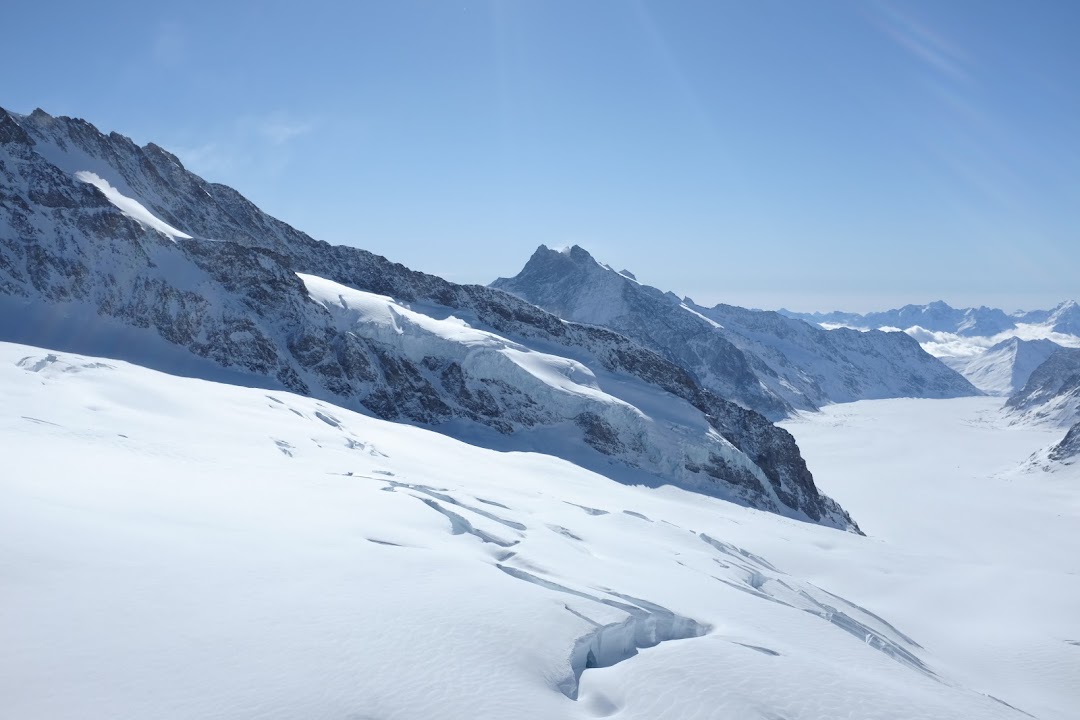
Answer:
[867,1,971,82]
[167,141,235,177]
[257,114,315,145]
[162,112,318,182]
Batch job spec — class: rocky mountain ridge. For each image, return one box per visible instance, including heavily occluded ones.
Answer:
[0,106,856,530]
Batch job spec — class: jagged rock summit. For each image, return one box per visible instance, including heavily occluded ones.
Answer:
[493,245,979,416]
[0,106,857,531]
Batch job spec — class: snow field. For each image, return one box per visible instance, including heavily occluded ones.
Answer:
[2,343,1077,719]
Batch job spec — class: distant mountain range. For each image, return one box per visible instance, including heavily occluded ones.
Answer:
[492,245,979,418]
[781,300,1080,337]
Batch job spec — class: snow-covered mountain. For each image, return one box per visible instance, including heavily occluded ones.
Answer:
[4,341,1076,720]
[1004,348,1080,427]
[492,245,978,415]
[953,337,1063,396]
[0,107,854,529]
[782,301,1019,337]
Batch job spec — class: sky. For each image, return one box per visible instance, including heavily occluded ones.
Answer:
[5,0,1079,312]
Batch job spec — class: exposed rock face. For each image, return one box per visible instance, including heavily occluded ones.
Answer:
[0,106,858,531]
[492,245,979,415]
[1049,422,1080,465]
[1005,348,1080,427]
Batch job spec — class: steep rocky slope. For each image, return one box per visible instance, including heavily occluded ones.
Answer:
[1048,422,1080,465]
[1005,348,1080,427]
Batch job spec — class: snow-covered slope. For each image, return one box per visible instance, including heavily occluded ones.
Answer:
[780,398,1080,720]
[492,245,978,414]
[3,341,1076,720]
[954,337,1062,396]
[1005,348,1080,427]
[0,106,851,528]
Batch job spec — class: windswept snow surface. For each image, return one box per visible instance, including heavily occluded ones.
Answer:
[2,342,1078,719]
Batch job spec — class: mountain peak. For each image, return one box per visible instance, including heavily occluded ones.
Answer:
[1052,299,1078,314]
[512,244,614,281]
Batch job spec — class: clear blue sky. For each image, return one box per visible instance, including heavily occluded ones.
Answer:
[6,0,1079,311]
